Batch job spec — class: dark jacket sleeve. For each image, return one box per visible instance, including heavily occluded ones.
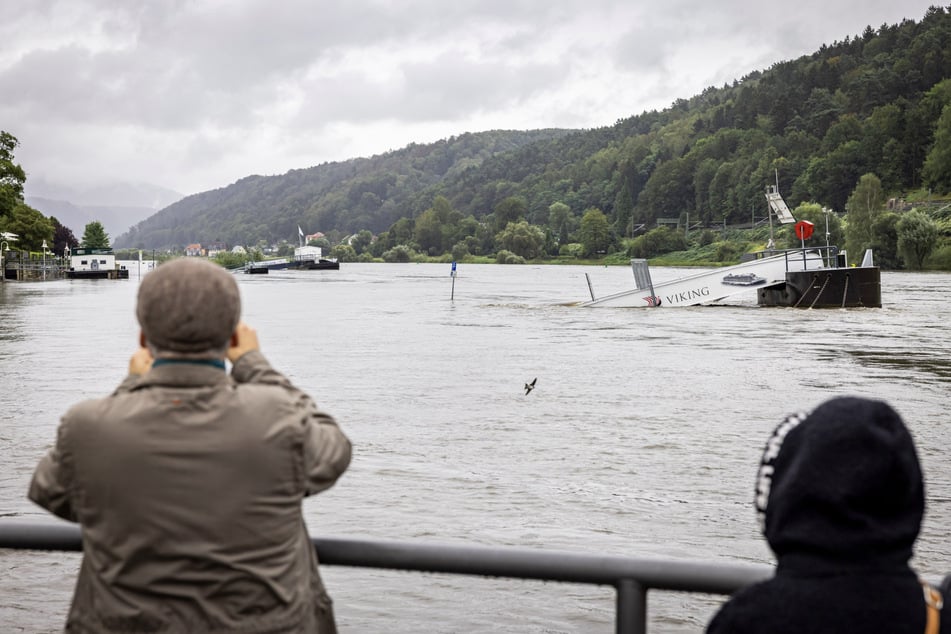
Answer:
[706,604,732,634]
[706,589,760,634]
[232,350,352,496]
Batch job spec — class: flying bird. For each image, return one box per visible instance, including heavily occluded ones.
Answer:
[524,378,537,395]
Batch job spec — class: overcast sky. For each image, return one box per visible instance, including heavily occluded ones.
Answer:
[2,1,941,199]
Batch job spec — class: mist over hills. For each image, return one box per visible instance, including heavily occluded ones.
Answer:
[25,178,183,241]
[25,197,160,242]
[25,177,183,209]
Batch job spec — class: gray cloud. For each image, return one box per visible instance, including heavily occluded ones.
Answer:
[1,0,939,195]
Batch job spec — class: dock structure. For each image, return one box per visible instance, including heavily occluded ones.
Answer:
[1,247,132,282]
[1,249,65,282]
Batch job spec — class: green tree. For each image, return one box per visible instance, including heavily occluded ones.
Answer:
[639,157,695,223]
[450,241,469,262]
[388,218,415,248]
[494,221,545,260]
[627,226,687,259]
[368,231,389,257]
[0,202,54,251]
[213,251,249,268]
[493,196,527,233]
[922,104,951,192]
[809,140,868,212]
[896,209,939,269]
[414,208,444,255]
[382,244,416,262]
[431,195,453,223]
[445,215,482,253]
[844,173,884,264]
[495,249,526,264]
[330,244,358,262]
[350,229,373,255]
[81,221,111,249]
[869,212,901,269]
[558,243,584,258]
[548,202,571,245]
[579,208,613,257]
[0,131,26,219]
[692,158,719,226]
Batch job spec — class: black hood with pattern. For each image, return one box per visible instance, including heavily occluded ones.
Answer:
[754,396,924,571]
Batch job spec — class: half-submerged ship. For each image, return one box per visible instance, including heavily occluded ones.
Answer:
[577,187,881,309]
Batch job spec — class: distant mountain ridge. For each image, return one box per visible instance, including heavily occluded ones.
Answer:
[26,178,183,209]
[115,129,574,249]
[25,196,159,243]
[114,6,951,252]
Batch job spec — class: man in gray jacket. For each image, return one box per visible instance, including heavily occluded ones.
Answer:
[29,258,352,633]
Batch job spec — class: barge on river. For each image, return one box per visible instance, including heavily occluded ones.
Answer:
[244,245,339,274]
[66,248,130,280]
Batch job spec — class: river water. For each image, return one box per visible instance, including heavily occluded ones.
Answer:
[1,262,949,632]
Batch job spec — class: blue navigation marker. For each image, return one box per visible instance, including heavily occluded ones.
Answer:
[450,261,457,299]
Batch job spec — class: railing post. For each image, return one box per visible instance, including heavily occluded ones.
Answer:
[616,577,646,634]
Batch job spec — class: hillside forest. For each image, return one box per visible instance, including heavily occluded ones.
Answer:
[3,6,951,270]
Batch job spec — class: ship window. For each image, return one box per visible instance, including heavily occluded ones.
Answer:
[81,260,88,265]
[99,260,107,264]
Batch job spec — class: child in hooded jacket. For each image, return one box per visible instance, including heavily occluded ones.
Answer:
[707,396,948,634]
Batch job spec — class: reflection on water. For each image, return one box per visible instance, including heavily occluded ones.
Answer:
[1,265,949,633]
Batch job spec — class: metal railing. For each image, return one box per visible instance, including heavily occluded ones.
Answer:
[1,520,772,633]
[4,521,948,632]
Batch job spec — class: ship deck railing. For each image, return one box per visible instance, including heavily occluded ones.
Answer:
[1,520,947,633]
[742,244,842,269]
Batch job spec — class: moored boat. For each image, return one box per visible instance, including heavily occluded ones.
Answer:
[66,247,129,280]
[287,245,339,270]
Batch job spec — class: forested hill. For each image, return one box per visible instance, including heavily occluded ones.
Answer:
[116,6,951,252]
[114,129,574,249]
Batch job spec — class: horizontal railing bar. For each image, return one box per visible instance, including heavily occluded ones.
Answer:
[4,520,948,634]
[316,535,772,594]
[0,520,771,594]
